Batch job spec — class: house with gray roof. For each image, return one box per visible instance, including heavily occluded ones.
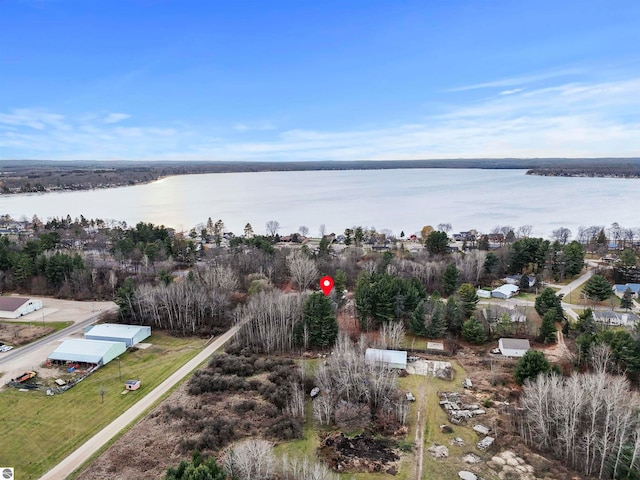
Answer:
[498,338,530,357]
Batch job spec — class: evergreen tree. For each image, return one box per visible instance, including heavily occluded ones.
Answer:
[534,287,564,320]
[519,274,531,292]
[457,283,479,318]
[424,302,446,338]
[563,241,585,276]
[333,269,347,307]
[441,263,460,296]
[297,292,338,348]
[540,309,558,343]
[425,230,449,254]
[461,317,487,344]
[165,451,226,480]
[621,287,634,311]
[444,295,464,333]
[514,350,550,385]
[583,274,612,302]
[409,300,428,336]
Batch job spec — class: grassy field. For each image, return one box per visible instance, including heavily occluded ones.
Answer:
[0,332,206,480]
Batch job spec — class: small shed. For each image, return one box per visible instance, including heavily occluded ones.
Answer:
[491,284,519,299]
[477,289,491,299]
[0,297,43,319]
[125,380,141,391]
[498,338,530,358]
[85,324,151,347]
[364,348,407,370]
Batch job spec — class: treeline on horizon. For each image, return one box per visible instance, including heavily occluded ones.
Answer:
[1,157,639,193]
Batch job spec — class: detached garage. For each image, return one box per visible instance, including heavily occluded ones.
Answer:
[48,339,126,366]
[85,324,151,347]
[0,297,43,319]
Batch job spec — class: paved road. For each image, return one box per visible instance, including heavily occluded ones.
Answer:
[40,326,238,480]
[0,309,114,369]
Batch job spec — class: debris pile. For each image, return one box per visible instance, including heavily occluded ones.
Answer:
[438,392,487,424]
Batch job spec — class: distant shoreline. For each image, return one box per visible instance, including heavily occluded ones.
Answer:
[0,158,638,194]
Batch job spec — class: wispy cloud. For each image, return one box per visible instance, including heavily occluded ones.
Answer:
[2,73,640,161]
[104,112,131,124]
[499,88,525,95]
[447,68,582,92]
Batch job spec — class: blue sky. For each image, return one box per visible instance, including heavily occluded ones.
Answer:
[1,0,639,161]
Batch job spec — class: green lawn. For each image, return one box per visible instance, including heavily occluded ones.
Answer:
[0,333,206,479]
[563,283,620,308]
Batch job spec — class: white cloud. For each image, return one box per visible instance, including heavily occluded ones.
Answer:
[2,73,640,160]
[499,88,525,95]
[104,113,131,124]
[447,68,582,92]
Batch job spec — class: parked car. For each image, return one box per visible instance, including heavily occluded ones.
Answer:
[0,345,14,353]
[491,348,501,354]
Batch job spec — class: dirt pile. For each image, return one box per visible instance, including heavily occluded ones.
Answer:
[321,432,400,474]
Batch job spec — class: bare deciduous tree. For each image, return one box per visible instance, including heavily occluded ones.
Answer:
[518,370,640,479]
[379,321,405,350]
[287,251,318,292]
[266,220,280,237]
[223,439,276,480]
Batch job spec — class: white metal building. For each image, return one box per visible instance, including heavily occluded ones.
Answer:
[48,339,126,365]
[85,323,151,347]
[0,297,43,319]
[364,348,407,369]
[498,338,531,357]
[491,284,520,299]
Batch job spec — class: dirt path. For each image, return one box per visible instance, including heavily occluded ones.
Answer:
[413,380,427,480]
[40,326,238,480]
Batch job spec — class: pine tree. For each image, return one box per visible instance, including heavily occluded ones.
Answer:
[514,350,550,385]
[620,288,634,311]
[461,317,487,344]
[540,309,558,343]
[441,263,460,296]
[457,283,479,318]
[583,274,612,302]
[444,295,464,333]
[535,287,564,320]
[424,302,446,338]
[409,300,428,336]
[297,292,338,348]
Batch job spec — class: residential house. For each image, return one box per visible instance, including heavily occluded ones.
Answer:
[498,338,531,357]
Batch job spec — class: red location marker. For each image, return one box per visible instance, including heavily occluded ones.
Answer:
[320,276,334,296]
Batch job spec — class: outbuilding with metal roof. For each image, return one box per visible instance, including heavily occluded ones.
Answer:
[85,323,151,347]
[48,339,126,366]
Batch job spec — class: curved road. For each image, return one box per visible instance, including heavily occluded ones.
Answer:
[40,326,238,480]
